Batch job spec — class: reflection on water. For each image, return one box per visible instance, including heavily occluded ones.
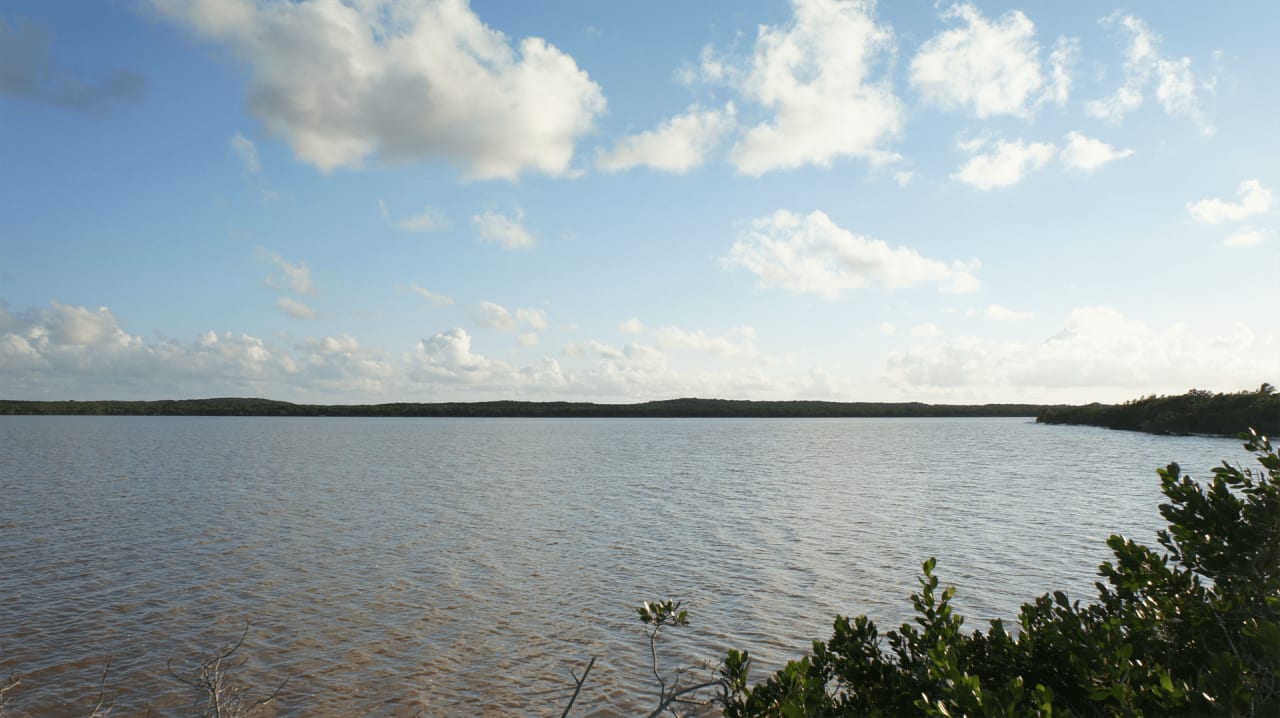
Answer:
[0,416,1243,716]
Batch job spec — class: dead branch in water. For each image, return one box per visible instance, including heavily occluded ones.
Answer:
[168,624,288,718]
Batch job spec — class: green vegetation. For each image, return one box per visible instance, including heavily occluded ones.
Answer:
[1036,384,1279,437]
[0,396,1047,418]
[715,429,1280,716]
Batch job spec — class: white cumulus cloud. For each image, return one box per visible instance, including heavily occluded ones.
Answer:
[702,0,904,175]
[596,103,736,173]
[471,301,517,331]
[304,334,359,355]
[1186,180,1274,224]
[910,4,1072,118]
[1058,131,1133,173]
[409,327,566,390]
[952,137,1055,190]
[147,0,606,179]
[722,209,981,299]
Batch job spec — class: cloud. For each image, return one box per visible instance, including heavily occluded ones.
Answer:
[146,0,605,179]
[517,332,539,347]
[471,301,517,331]
[722,209,981,299]
[894,171,913,187]
[515,308,547,330]
[911,323,942,338]
[885,307,1277,401]
[0,15,146,116]
[1042,37,1078,108]
[473,209,535,250]
[230,132,261,173]
[0,302,582,401]
[910,4,1071,118]
[654,326,757,356]
[564,340,624,360]
[231,132,279,199]
[0,302,320,398]
[408,283,454,306]
[1186,180,1274,224]
[698,0,903,174]
[1224,228,1270,248]
[952,136,1055,190]
[304,334,359,354]
[618,318,645,334]
[379,199,449,232]
[596,103,736,173]
[1086,14,1213,134]
[880,322,897,336]
[409,327,566,389]
[985,304,1034,321]
[277,296,317,319]
[256,247,315,295]
[1058,131,1133,173]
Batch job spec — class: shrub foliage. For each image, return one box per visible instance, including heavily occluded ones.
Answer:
[719,430,1280,717]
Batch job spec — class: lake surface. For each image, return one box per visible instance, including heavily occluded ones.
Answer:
[0,416,1249,716]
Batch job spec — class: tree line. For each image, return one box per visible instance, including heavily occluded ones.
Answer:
[1035,384,1278,437]
[0,397,1048,418]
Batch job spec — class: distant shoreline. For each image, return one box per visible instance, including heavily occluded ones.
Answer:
[0,397,1049,418]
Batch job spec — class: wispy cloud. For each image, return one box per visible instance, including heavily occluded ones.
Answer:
[277,296,317,320]
[379,200,449,232]
[408,283,454,307]
[473,209,536,251]
[256,247,314,295]
[1086,13,1214,134]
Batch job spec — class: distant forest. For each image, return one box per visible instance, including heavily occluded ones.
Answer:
[3,389,1273,434]
[0,397,1047,418]
[1035,385,1279,437]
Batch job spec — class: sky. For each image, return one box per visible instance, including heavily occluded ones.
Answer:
[1,0,1277,405]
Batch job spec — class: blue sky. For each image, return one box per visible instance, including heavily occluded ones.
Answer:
[1,0,1276,404]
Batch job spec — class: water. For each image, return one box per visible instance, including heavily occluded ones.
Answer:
[0,416,1249,716]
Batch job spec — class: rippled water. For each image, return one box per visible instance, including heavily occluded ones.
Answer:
[0,416,1247,716]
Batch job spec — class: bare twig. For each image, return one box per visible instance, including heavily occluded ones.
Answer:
[85,658,116,717]
[0,675,20,718]
[168,623,288,718]
[558,656,595,718]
